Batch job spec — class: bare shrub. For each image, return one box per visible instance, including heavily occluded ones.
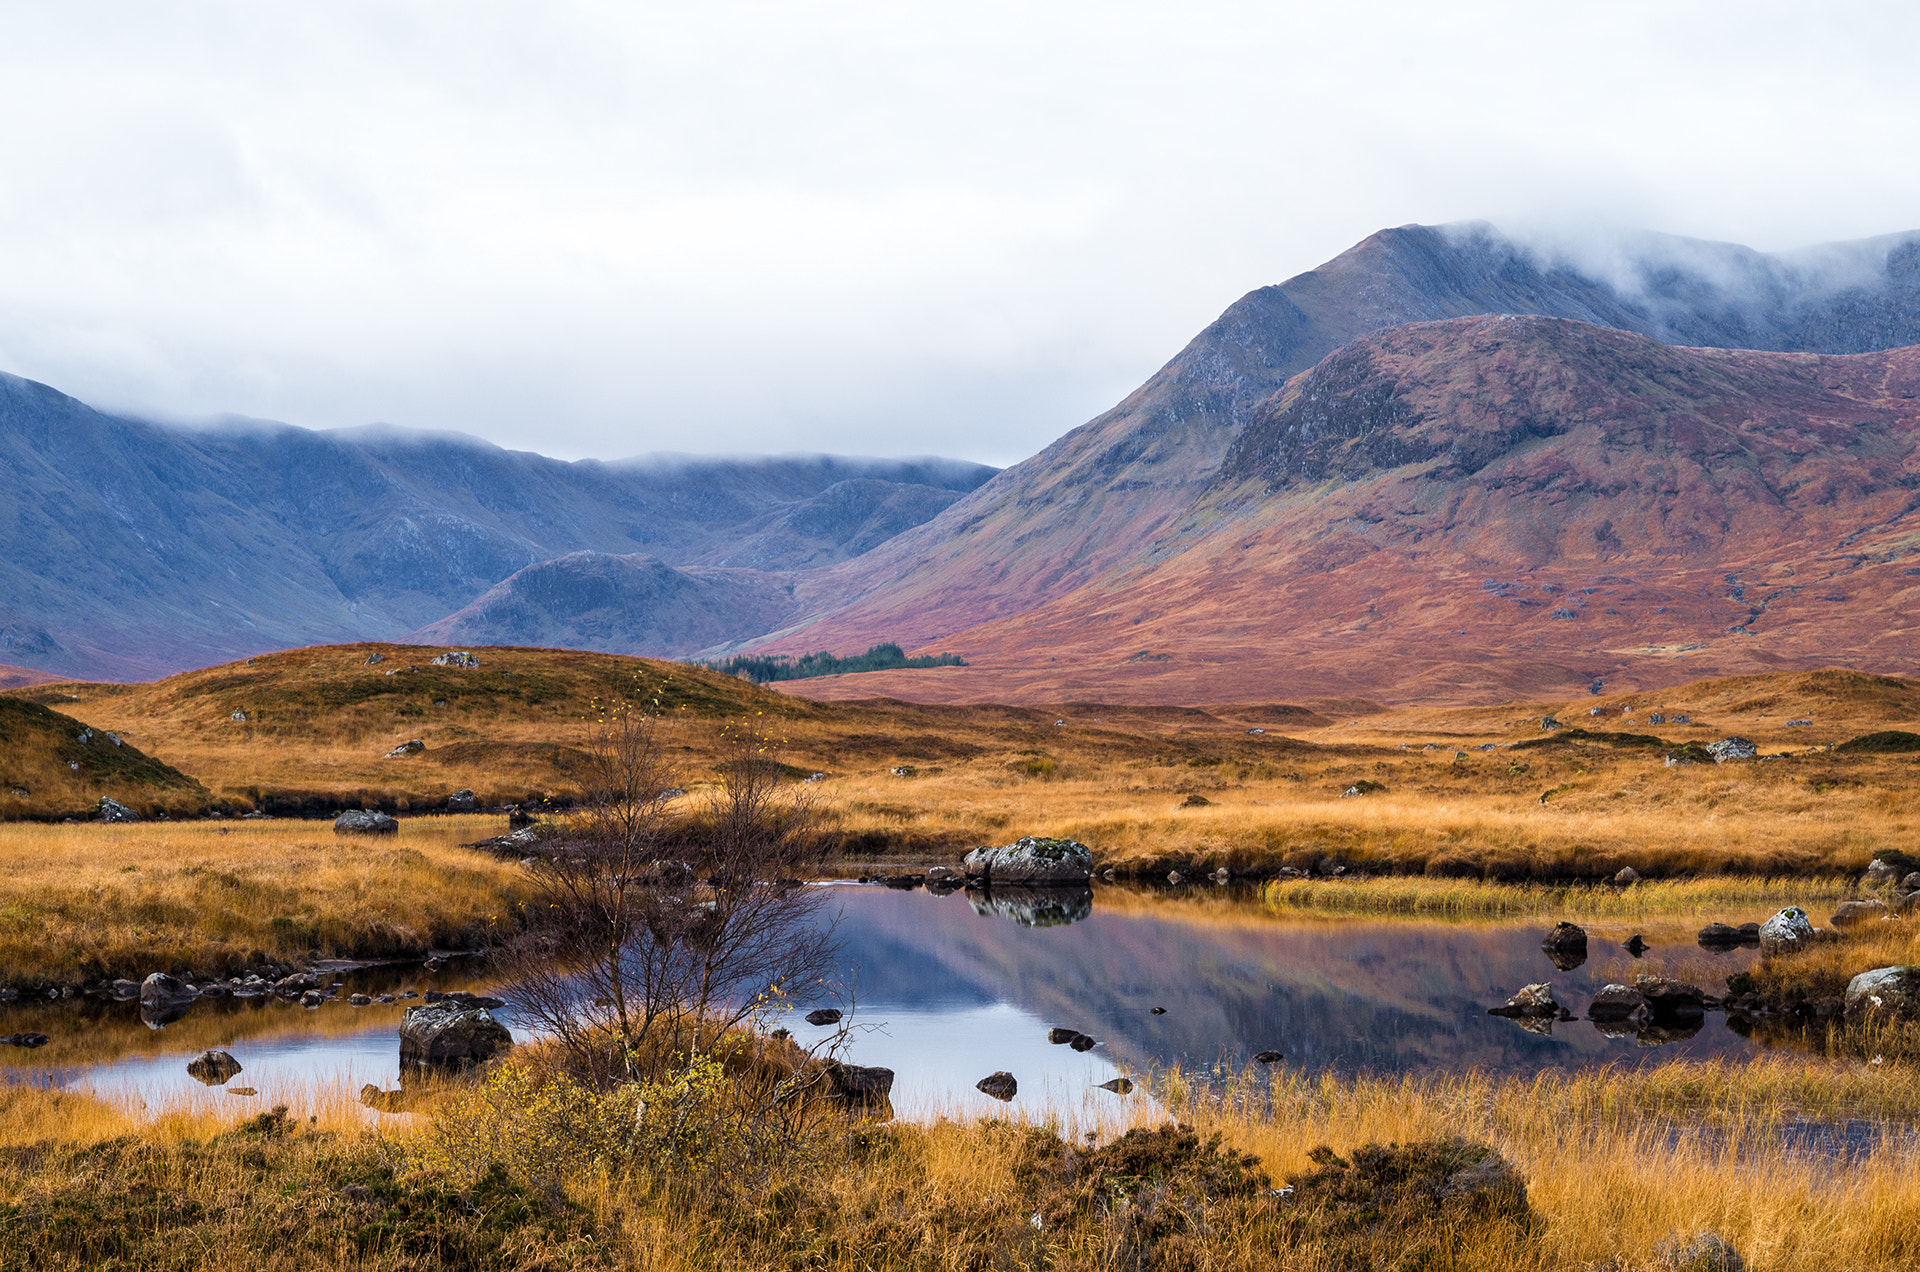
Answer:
[508,708,842,1086]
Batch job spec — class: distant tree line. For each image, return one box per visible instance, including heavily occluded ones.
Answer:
[699,643,965,684]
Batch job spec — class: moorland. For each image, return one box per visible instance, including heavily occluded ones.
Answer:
[0,644,1918,1269]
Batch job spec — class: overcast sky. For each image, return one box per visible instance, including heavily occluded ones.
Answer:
[1,2,1916,466]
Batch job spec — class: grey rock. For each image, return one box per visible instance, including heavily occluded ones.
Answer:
[1098,1077,1134,1095]
[1831,898,1890,927]
[140,972,198,1006]
[1542,921,1588,969]
[1252,1049,1284,1063]
[274,972,319,995]
[1758,906,1815,957]
[1863,858,1902,887]
[1844,966,1920,1025]
[1588,984,1652,1023]
[300,989,326,1008]
[975,1071,1018,1101]
[1046,1027,1084,1045]
[1490,982,1560,1018]
[1705,737,1757,763]
[108,978,142,998]
[1654,1229,1745,1271]
[961,836,1094,884]
[1903,872,1920,892]
[429,651,479,668]
[334,809,399,834]
[399,1002,514,1072]
[383,740,426,759]
[1623,934,1649,956]
[186,1049,243,1085]
[96,797,143,823]
[363,652,385,665]
[805,1008,843,1026]
[446,789,477,813]
[1613,866,1640,885]
[348,993,373,1006]
[1697,922,1745,947]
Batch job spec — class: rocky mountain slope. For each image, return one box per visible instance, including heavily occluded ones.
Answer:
[0,371,993,679]
[783,315,1920,704]
[765,223,1920,665]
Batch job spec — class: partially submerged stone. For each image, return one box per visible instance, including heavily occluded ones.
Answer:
[961,836,1093,885]
[1489,982,1560,1019]
[1587,984,1651,1024]
[975,1071,1018,1101]
[399,1002,513,1073]
[186,1049,243,1085]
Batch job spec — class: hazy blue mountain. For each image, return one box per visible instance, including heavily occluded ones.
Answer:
[0,372,994,679]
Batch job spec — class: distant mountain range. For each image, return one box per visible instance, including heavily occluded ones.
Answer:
[0,373,993,679]
[7,220,1920,701]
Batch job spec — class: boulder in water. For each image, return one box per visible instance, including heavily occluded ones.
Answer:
[186,1050,243,1085]
[961,836,1093,884]
[399,1002,513,1073]
[1489,983,1560,1018]
[975,1071,1017,1101]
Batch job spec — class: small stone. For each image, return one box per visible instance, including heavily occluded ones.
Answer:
[1150,1006,1167,1015]
[428,651,479,668]
[446,790,477,813]
[348,993,373,1006]
[1623,934,1649,956]
[96,798,142,824]
[805,1008,843,1026]
[1098,1077,1134,1095]
[1613,866,1640,885]
[975,1071,1018,1101]
[383,740,426,759]
[186,1050,243,1085]
[1252,1050,1283,1063]
[1490,982,1560,1018]
[1069,1034,1096,1052]
[1046,1027,1083,1045]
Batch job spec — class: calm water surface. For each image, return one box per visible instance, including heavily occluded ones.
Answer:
[0,883,1786,1119]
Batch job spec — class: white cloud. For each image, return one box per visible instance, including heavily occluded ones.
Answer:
[0,1,1916,465]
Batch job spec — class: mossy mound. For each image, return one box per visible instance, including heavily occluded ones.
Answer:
[1835,730,1920,754]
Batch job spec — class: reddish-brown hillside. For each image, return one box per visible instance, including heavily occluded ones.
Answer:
[781,317,1920,705]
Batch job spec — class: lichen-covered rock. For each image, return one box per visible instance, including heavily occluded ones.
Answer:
[96,797,142,823]
[429,651,479,668]
[383,739,426,759]
[962,836,1093,884]
[1489,983,1559,1018]
[1863,857,1903,887]
[399,1002,513,1072]
[334,809,399,834]
[1705,737,1757,763]
[186,1049,243,1085]
[446,789,477,813]
[1831,898,1890,926]
[1758,906,1815,957]
[1844,966,1920,1025]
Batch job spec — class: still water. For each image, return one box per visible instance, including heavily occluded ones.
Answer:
[0,883,1779,1119]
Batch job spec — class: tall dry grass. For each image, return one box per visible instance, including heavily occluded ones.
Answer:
[3,1054,1918,1269]
[0,815,526,987]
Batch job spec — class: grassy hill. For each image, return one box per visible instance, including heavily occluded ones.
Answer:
[0,697,210,819]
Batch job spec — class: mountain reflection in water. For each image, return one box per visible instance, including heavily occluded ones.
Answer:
[802,884,1768,1099]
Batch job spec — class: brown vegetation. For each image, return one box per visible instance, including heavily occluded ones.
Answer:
[0,816,523,988]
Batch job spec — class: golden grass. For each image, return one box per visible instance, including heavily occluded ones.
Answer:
[4,1054,1919,1269]
[0,815,525,987]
